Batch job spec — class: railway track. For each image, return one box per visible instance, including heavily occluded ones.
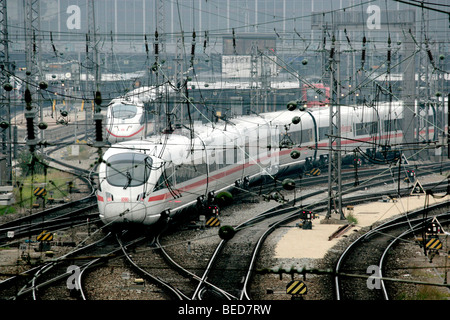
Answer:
[0,231,114,300]
[101,166,449,300]
[1,160,448,301]
[1,134,99,244]
[116,232,190,300]
[0,195,98,243]
[242,161,450,203]
[183,165,449,300]
[192,205,301,300]
[334,203,450,300]
[0,228,163,300]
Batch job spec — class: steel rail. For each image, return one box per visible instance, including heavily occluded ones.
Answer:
[116,233,189,300]
[155,234,236,300]
[9,232,112,300]
[191,238,232,300]
[378,213,450,300]
[192,171,449,300]
[334,204,450,300]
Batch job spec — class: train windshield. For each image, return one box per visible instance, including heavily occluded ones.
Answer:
[112,103,137,119]
[106,153,152,189]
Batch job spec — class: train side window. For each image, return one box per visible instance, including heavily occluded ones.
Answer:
[154,165,174,191]
[217,150,226,169]
[289,130,301,144]
[245,141,249,162]
[319,127,329,141]
[384,119,402,132]
[154,173,167,191]
[175,164,199,184]
[301,129,313,143]
[354,121,378,136]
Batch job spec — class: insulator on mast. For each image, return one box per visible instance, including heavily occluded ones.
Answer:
[154,30,159,55]
[145,35,149,54]
[361,36,366,67]
[387,36,391,63]
[232,28,236,54]
[203,31,208,53]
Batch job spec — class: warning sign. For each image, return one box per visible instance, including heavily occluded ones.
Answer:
[410,180,425,195]
[37,230,53,241]
[426,238,442,250]
[206,216,221,227]
[306,168,321,176]
[34,187,47,197]
[286,280,307,295]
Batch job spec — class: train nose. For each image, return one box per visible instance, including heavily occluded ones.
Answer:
[103,202,147,224]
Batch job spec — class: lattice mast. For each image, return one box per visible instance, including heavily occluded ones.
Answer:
[153,0,166,134]
[250,41,260,114]
[24,0,43,152]
[326,32,344,220]
[0,0,12,184]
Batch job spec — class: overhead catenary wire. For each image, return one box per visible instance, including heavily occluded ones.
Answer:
[3,0,446,212]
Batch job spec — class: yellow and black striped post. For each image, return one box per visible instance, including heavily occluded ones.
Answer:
[37,230,53,242]
[33,187,47,198]
[426,238,442,250]
[286,280,307,296]
[206,216,221,227]
[307,168,321,176]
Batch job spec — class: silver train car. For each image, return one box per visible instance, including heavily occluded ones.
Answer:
[105,96,146,143]
[105,86,168,143]
[97,101,439,226]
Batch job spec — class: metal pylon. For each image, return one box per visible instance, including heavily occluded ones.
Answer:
[87,0,100,92]
[172,36,185,129]
[24,0,42,151]
[250,41,259,114]
[326,33,344,220]
[0,0,12,184]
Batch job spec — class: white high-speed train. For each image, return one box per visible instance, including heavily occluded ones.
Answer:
[105,95,146,143]
[105,86,173,143]
[97,101,441,226]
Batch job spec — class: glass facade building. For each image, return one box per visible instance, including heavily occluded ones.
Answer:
[6,0,448,53]
[4,0,448,99]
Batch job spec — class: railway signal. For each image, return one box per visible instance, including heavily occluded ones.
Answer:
[405,170,416,183]
[426,238,443,262]
[424,218,445,262]
[426,238,442,250]
[353,158,362,167]
[299,210,314,229]
[282,178,295,190]
[306,167,321,176]
[427,221,442,235]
